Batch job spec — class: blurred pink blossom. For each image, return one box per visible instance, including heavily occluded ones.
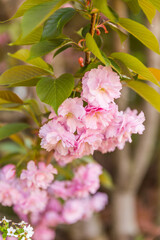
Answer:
[20,161,57,189]
[0,164,16,182]
[34,224,55,240]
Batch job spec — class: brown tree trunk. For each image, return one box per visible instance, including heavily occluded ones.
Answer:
[111,3,160,240]
[111,1,139,239]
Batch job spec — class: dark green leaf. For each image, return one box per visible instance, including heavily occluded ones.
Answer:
[118,18,160,54]
[54,44,72,57]
[106,22,128,43]
[75,61,101,78]
[0,123,30,141]
[126,80,160,112]
[29,39,65,59]
[36,74,74,113]
[108,58,121,74]
[82,24,102,47]
[111,58,133,79]
[42,8,75,40]
[22,0,69,38]
[123,0,140,13]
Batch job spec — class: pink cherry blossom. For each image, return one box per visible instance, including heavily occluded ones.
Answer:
[76,129,103,158]
[43,211,63,227]
[20,161,57,189]
[0,164,16,182]
[53,151,77,166]
[58,98,85,133]
[82,103,117,130]
[81,65,122,108]
[62,199,84,224]
[72,163,102,197]
[0,181,21,206]
[47,198,63,213]
[17,190,48,215]
[33,224,55,240]
[91,192,108,212]
[116,108,145,149]
[50,163,102,199]
[39,119,76,154]
[50,180,73,200]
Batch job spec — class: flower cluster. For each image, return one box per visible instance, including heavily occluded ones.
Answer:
[39,66,145,165]
[0,217,34,240]
[50,163,102,199]
[0,162,108,240]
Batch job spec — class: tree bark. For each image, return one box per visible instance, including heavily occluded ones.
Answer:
[112,191,139,240]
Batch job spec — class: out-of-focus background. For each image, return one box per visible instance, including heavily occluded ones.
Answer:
[0,0,160,240]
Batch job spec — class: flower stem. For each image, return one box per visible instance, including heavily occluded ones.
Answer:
[85,12,97,65]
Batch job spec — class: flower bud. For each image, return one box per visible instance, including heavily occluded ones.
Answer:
[78,57,84,67]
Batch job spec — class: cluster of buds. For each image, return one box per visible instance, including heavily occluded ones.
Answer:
[0,217,34,240]
[95,24,108,36]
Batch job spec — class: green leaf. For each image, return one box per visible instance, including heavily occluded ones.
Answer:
[0,91,23,104]
[0,123,30,141]
[75,61,101,78]
[106,22,128,44]
[100,170,114,189]
[23,99,42,125]
[36,74,74,113]
[111,52,159,85]
[123,0,140,14]
[126,80,160,112]
[42,8,75,40]
[54,44,72,57]
[147,0,160,12]
[12,0,53,19]
[10,78,41,87]
[86,33,110,66]
[0,66,49,86]
[118,18,160,54]
[11,26,43,46]
[93,0,118,22]
[22,0,69,38]
[9,49,53,73]
[108,58,121,74]
[111,58,133,79]
[29,39,65,59]
[138,0,156,23]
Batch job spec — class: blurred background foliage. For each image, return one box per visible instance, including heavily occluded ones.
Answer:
[0,0,160,240]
